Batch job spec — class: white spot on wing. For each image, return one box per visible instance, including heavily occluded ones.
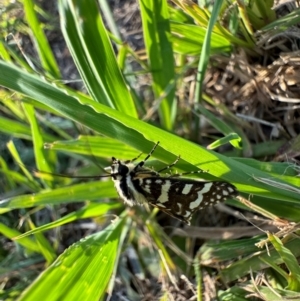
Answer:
[144,185,151,193]
[157,180,171,203]
[176,203,182,214]
[189,197,201,210]
[203,182,213,192]
[189,183,212,210]
[182,184,193,195]
[183,211,191,218]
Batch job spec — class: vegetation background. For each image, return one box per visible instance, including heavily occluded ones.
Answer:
[0,0,300,300]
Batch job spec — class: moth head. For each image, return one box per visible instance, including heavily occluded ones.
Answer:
[104,157,130,179]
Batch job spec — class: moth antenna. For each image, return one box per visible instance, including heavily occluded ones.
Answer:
[32,168,112,179]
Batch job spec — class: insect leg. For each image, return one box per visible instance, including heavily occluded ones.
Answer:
[133,141,160,171]
[157,156,181,173]
[156,153,208,177]
[168,169,207,178]
[127,152,143,163]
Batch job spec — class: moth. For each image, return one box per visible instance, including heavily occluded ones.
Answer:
[104,142,238,224]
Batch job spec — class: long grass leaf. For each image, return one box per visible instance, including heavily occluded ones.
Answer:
[139,0,176,129]
[18,216,128,301]
[0,62,299,204]
[59,0,138,117]
[24,0,60,77]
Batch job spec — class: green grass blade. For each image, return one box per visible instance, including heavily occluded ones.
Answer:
[170,22,231,55]
[18,216,128,301]
[268,233,300,291]
[23,103,54,181]
[98,0,122,41]
[0,39,11,61]
[0,93,27,120]
[45,136,138,158]
[220,237,300,283]
[0,115,56,141]
[200,236,262,262]
[106,214,132,296]
[224,140,287,158]
[195,103,242,149]
[192,1,223,139]
[58,0,138,117]
[0,116,31,139]
[15,202,121,238]
[0,167,38,192]
[139,0,176,130]
[23,0,60,77]
[27,219,57,264]
[0,157,16,189]
[261,8,300,32]
[195,0,223,102]
[0,222,41,253]
[6,140,37,185]
[0,61,299,203]
[146,221,176,271]
[207,133,242,150]
[0,181,117,209]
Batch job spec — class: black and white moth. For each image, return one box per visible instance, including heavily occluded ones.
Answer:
[104,142,238,224]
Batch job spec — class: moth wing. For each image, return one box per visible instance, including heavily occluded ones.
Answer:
[139,177,237,224]
[148,201,191,224]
